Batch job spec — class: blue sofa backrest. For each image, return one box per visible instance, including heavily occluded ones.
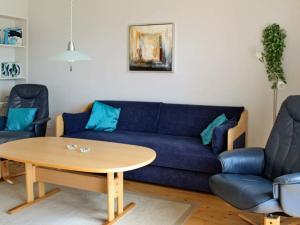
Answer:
[100,101,161,133]
[157,103,244,137]
[98,101,244,137]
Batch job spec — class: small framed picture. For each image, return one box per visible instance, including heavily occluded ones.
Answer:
[2,27,23,46]
[1,62,22,78]
[129,23,174,72]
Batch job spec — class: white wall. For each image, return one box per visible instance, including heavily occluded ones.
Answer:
[0,0,28,19]
[28,0,300,147]
[0,0,28,101]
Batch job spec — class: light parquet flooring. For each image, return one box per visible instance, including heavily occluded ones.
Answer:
[124,180,300,225]
[7,163,300,225]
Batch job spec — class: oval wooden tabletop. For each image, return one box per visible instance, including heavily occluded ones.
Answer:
[0,137,156,173]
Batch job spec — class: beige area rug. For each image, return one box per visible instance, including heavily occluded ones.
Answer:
[0,178,194,225]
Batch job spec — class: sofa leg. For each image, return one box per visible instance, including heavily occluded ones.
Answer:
[264,215,280,225]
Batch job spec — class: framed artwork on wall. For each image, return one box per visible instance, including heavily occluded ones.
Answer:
[1,62,22,79]
[129,23,174,72]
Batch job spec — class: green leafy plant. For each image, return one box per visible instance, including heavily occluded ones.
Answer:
[262,24,287,89]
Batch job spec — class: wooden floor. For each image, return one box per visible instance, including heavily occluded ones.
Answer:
[7,163,300,225]
[125,180,250,225]
[124,180,300,225]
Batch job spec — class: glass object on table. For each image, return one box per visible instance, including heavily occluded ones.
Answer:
[66,144,77,151]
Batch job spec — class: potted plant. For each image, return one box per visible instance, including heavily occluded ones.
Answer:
[256,23,287,123]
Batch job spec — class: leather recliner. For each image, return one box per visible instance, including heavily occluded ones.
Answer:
[210,96,300,225]
[0,84,50,144]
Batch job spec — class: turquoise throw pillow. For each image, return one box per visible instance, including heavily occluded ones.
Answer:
[5,108,38,131]
[85,102,121,132]
[201,114,228,145]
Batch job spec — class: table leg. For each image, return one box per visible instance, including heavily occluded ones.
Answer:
[1,160,10,178]
[38,182,46,198]
[107,172,115,222]
[25,163,34,202]
[7,166,60,215]
[117,172,123,214]
[103,172,136,225]
[1,160,14,184]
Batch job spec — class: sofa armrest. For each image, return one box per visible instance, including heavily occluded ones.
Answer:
[83,102,93,112]
[273,173,300,217]
[227,111,248,150]
[56,114,64,137]
[218,147,265,175]
[55,103,93,137]
[0,116,6,130]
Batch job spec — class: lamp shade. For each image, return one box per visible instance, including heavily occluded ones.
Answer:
[50,50,92,62]
[49,0,92,71]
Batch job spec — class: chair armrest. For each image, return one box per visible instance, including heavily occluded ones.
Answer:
[274,173,300,185]
[32,117,51,125]
[218,147,265,175]
[0,116,7,130]
[273,173,300,217]
[33,117,50,137]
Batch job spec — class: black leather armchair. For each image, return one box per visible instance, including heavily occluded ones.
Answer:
[210,96,300,225]
[0,84,49,143]
[0,84,49,182]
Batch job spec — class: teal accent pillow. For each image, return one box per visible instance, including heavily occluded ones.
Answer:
[5,108,38,131]
[201,114,228,145]
[85,101,121,132]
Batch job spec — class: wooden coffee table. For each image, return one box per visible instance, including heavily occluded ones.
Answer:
[0,137,156,225]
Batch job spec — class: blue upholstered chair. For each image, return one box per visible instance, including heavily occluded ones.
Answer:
[0,84,50,182]
[210,96,300,225]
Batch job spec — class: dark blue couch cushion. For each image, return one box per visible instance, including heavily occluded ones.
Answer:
[99,101,161,133]
[157,103,244,137]
[234,133,246,149]
[64,130,221,174]
[63,112,90,135]
[212,118,238,154]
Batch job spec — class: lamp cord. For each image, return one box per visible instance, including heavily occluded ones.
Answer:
[70,0,74,41]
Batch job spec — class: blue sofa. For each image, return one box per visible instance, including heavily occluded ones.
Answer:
[57,101,246,193]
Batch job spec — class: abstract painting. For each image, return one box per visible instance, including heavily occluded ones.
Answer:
[1,62,22,78]
[129,23,174,72]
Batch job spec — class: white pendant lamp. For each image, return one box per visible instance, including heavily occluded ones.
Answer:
[50,0,91,72]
